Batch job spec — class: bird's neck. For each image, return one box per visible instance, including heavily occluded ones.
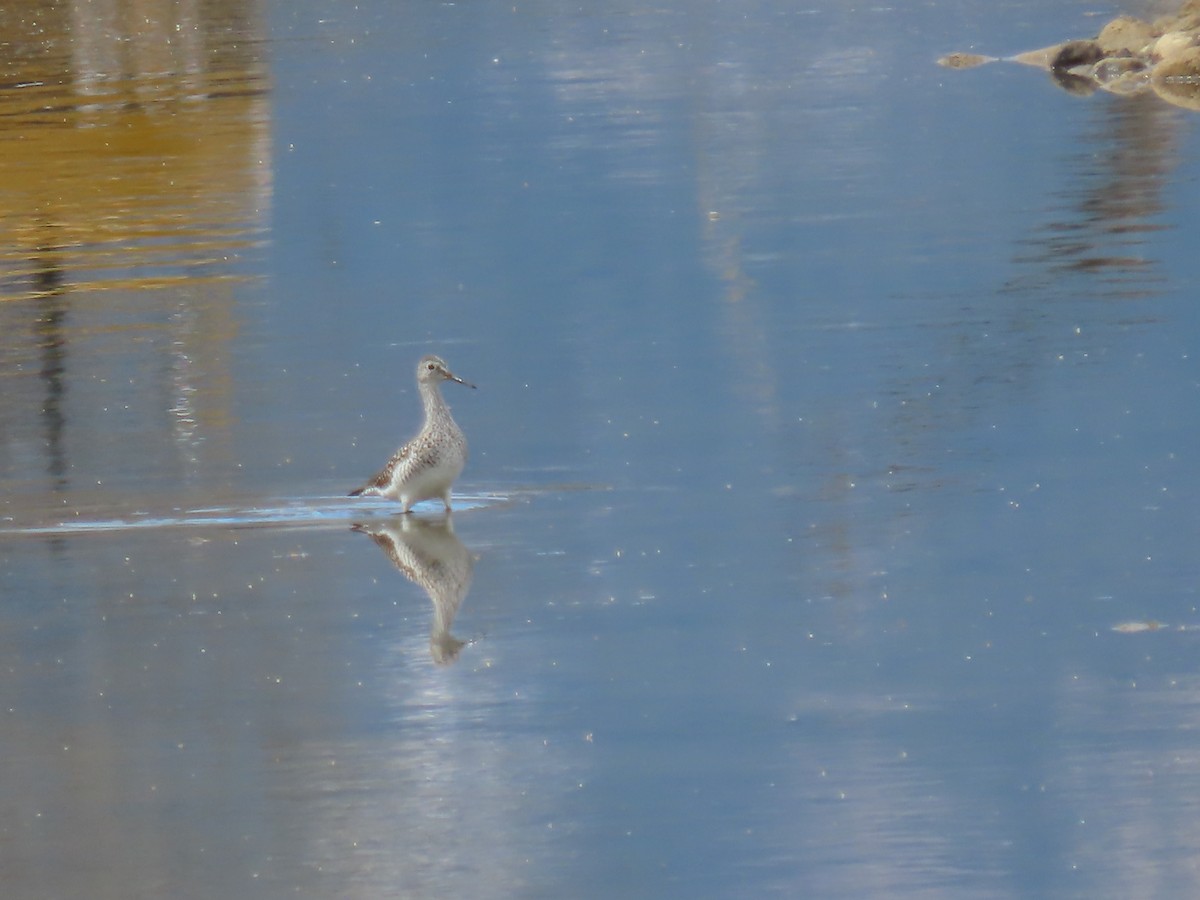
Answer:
[419,381,449,424]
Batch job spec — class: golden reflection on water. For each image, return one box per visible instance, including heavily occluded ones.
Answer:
[0,0,270,301]
[0,1,267,498]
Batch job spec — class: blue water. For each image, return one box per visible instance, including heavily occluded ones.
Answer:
[3,0,1200,897]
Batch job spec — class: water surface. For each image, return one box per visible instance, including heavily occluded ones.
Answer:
[3,0,1200,897]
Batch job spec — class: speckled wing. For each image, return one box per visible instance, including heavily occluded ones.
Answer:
[348,441,412,496]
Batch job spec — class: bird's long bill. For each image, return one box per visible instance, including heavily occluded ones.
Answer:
[449,371,476,389]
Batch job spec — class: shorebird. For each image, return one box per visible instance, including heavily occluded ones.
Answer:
[349,354,475,512]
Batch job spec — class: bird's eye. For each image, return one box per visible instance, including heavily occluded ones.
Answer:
[427,363,436,370]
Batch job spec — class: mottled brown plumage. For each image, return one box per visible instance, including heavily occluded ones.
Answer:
[349,355,475,512]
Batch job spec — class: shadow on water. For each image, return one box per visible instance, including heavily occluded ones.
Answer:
[352,515,476,666]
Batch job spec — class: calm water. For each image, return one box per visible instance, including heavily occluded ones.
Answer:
[3,0,1200,897]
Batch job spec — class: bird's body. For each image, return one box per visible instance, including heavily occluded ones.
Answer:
[349,355,475,512]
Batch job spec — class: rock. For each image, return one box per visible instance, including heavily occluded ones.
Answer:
[1154,9,1200,32]
[1156,6,1200,31]
[1093,56,1148,79]
[1050,40,1106,71]
[1155,43,1200,77]
[937,52,994,69]
[1152,30,1199,61]
[1097,16,1155,55]
[1112,621,1167,633]
[1009,43,1069,69]
[943,2,1200,111]
[1151,45,1200,108]
[1091,57,1152,94]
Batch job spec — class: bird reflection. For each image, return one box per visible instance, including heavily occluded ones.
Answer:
[352,514,475,665]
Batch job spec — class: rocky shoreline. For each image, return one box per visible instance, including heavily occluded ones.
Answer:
[939,0,1200,110]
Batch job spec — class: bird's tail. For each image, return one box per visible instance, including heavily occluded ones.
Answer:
[348,486,364,497]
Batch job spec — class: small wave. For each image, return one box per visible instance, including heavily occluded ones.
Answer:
[0,494,507,537]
